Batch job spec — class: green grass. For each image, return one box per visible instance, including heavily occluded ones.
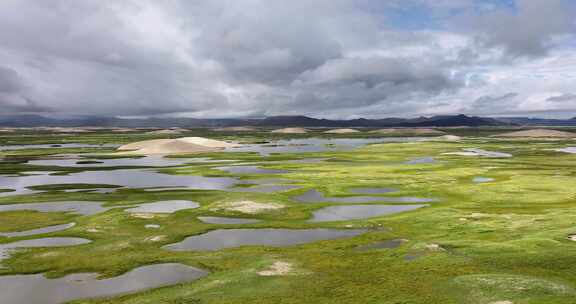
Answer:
[0,130,576,303]
[0,210,75,233]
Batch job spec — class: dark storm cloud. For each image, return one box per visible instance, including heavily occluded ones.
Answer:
[280,56,459,115]
[0,66,51,113]
[0,67,24,93]
[547,93,576,103]
[474,0,575,57]
[471,93,519,112]
[0,0,574,118]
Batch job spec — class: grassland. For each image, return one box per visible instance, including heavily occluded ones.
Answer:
[0,128,575,304]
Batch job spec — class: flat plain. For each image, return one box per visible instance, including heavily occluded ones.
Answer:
[0,127,575,304]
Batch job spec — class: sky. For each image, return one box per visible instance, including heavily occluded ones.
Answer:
[0,0,575,119]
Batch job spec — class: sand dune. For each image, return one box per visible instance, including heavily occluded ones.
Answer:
[146,129,185,135]
[111,128,138,133]
[177,137,240,148]
[213,126,257,132]
[118,137,239,155]
[495,129,576,138]
[370,128,446,136]
[435,135,462,141]
[324,128,361,134]
[271,128,309,134]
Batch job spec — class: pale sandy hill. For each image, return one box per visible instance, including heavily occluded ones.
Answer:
[271,128,309,134]
[146,129,184,135]
[117,137,239,155]
[370,128,446,136]
[435,135,462,141]
[324,128,361,134]
[177,137,240,148]
[38,127,93,133]
[111,128,138,133]
[495,129,576,138]
[213,126,257,132]
[117,139,174,151]
[127,140,220,155]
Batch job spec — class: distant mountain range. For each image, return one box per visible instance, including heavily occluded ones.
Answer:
[0,114,575,128]
[493,117,576,126]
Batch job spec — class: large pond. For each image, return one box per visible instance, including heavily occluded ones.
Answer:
[215,165,289,175]
[293,189,434,203]
[0,170,239,196]
[164,228,366,251]
[0,201,111,216]
[0,143,118,151]
[308,204,427,222]
[26,156,192,168]
[226,137,425,156]
[0,223,76,238]
[0,263,208,304]
[349,187,397,194]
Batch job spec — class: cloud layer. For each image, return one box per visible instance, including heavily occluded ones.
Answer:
[0,0,574,118]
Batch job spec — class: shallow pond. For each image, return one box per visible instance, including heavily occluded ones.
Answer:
[293,189,434,204]
[0,143,118,151]
[355,239,405,251]
[0,237,91,261]
[232,184,301,193]
[473,177,495,183]
[27,155,191,168]
[288,158,328,164]
[126,200,199,214]
[198,217,262,224]
[215,165,289,175]
[226,137,425,156]
[0,263,208,304]
[349,187,397,194]
[404,157,437,164]
[556,147,576,154]
[464,148,512,158]
[164,228,366,251]
[0,169,239,196]
[0,201,111,216]
[308,204,427,222]
[0,223,75,238]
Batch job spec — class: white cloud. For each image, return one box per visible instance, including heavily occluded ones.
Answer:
[0,0,574,118]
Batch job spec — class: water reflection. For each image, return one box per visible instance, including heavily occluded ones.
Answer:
[164,228,366,251]
[473,177,495,183]
[216,165,288,174]
[308,204,427,222]
[293,189,434,204]
[0,223,75,238]
[27,156,190,168]
[226,137,425,156]
[404,157,437,164]
[0,143,118,151]
[0,263,207,304]
[0,201,111,216]
[0,170,239,196]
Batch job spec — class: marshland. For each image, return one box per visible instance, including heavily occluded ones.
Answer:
[0,127,575,304]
